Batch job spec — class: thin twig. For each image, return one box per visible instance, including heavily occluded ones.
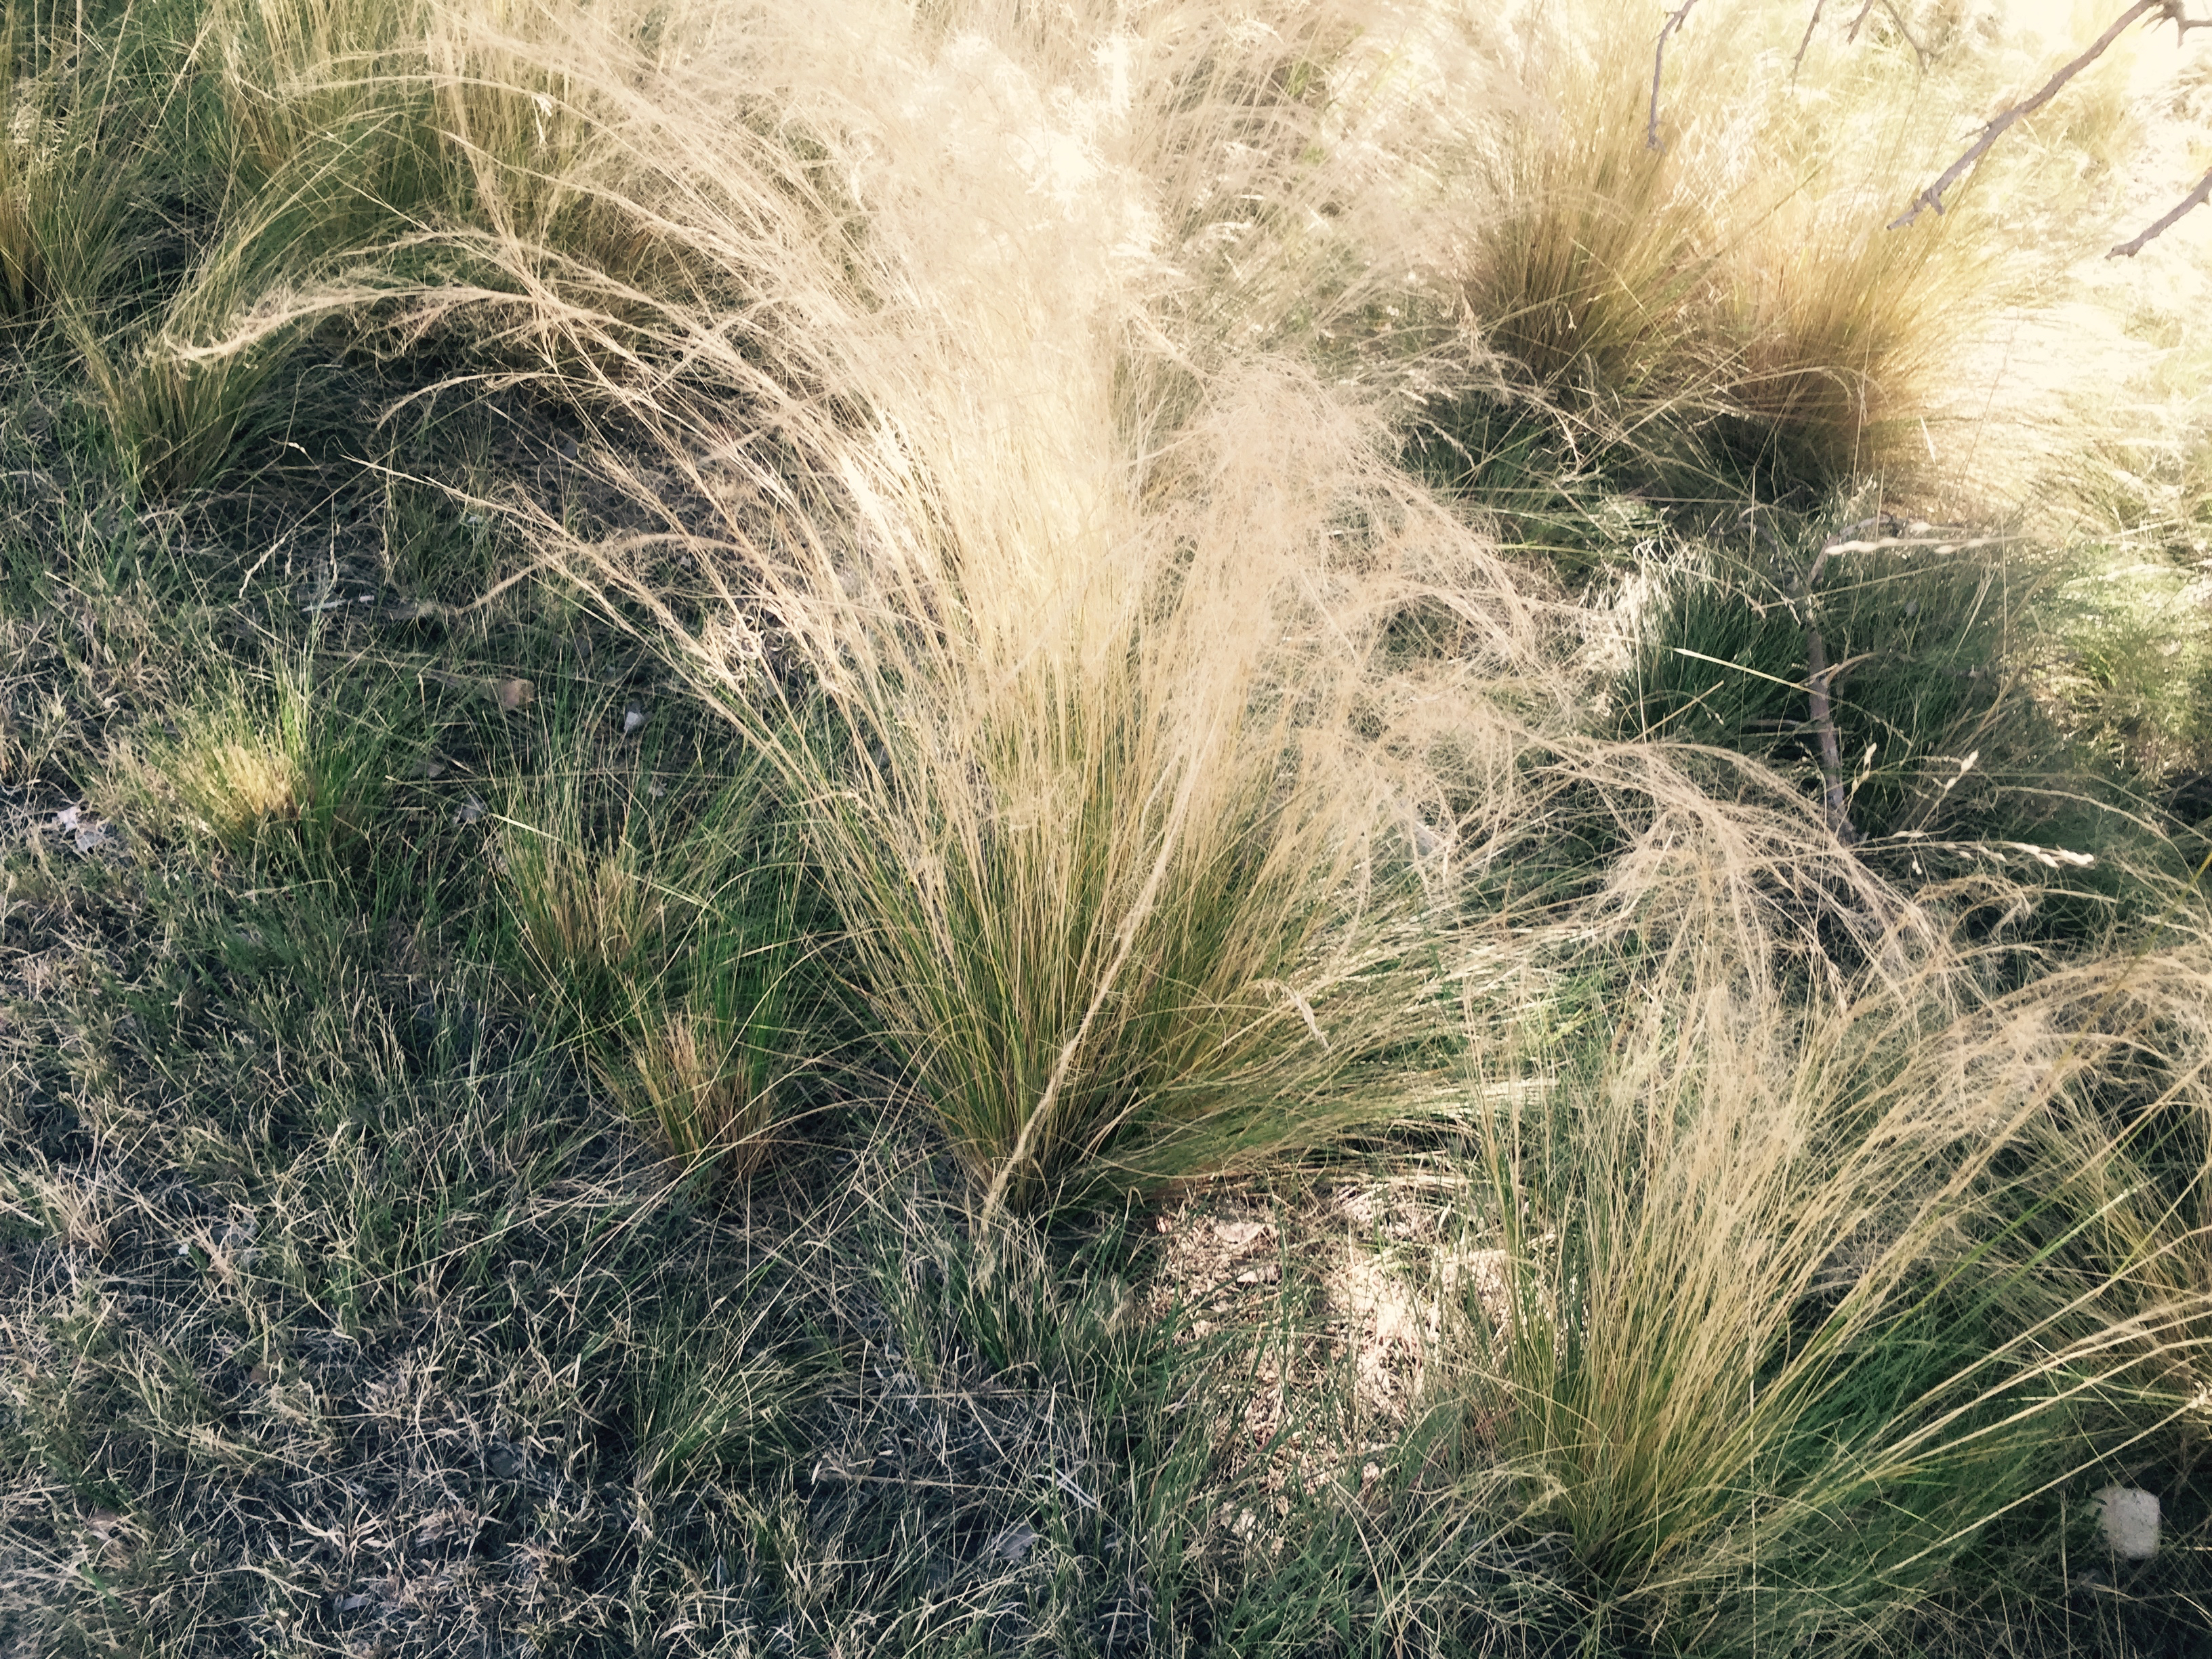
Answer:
[1846,0,1879,43]
[2153,0,2212,37]
[1880,0,1932,67]
[2110,164,2212,256]
[1791,0,1829,83]
[1647,0,1704,152]
[1891,0,2160,228]
[1795,520,1876,846]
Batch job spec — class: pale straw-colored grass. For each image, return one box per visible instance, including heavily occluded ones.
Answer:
[393,0,2031,1212]
[398,0,1562,1215]
[1454,880,2212,1652]
[120,661,315,853]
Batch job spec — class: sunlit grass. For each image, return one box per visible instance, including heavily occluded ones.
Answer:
[2,0,2209,1653]
[1461,923,2212,1654]
[121,657,308,855]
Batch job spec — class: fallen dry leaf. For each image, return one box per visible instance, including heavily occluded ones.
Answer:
[494,678,535,712]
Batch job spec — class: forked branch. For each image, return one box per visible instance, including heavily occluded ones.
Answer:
[1647,0,1705,151]
[2110,164,2212,256]
[2155,0,2212,32]
[1877,1,1933,68]
[1656,5,2212,270]
[1890,0,2160,228]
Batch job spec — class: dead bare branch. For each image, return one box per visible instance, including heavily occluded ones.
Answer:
[1792,0,1830,83]
[2154,0,2212,36]
[1881,1,1932,68]
[1890,0,2160,228]
[1647,0,1705,152]
[1806,623,1858,846]
[1846,0,1879,43]
[1747,510,1881,846]
[1800,525,1874,846]
[2110,164,2212,255]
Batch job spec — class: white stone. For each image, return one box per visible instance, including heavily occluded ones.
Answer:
[2095,1486,2159,1559]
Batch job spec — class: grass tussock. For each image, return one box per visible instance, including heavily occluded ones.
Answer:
[115,649,389,858]
[449,2,1563,1213]
[0,0,138,331]
[1463,921,2212,1653]
[1432,3,2142,506]
[492,703,813,1181]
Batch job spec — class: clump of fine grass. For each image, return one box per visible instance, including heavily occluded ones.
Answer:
[621,1000,773,1170]
[493,698,813,1180]
[1429,1,2114,504]
[79,322,299,499]
[599,872,813,1179]
[171,723,303,844]
[1446,869,2212,1655]
[13,0,668,497]
[402,1,1560,1216]
[1444,30,1708,407]
[0,0,138,332]
[115,647,388,859]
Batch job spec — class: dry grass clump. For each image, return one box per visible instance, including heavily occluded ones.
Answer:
[0,0,137,331]
[385,0,1561,1215]
[110,642,398,861]
[31,0,673,495]
[751,367,1536,1216]
[81,325,300,499]
[1444,28,1708,405]
[121,665,313,853]
[498,808,650,1016]
[178,733,304,840]
[1432,1,2127,492]
[1713,207,1966,483]
[1446,864,2212,1653]
[493,714,809,1181]
[619,1002,778,1173]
